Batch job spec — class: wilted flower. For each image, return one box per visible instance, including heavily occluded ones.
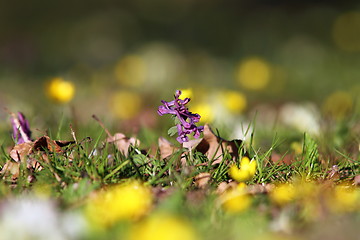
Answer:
[229,156,257,182]
[158,90,204,143]
[10,112,32,144]
[86,181,152,227]
[46,77,75,103]
[127,213,198,240]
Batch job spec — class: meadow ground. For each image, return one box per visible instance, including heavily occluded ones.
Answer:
[0,88,359,240]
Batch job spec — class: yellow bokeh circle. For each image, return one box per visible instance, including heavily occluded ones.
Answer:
[322,91,353,120]
[114,55,147,87]
[109,90,142,120]
[333,12,360,52]
[236,57,271,91]
[179,88,193,100]
[191,102,214,123]
[86,181,152,227]
[46,77,75,103]
[219,90,247,114]
[128,214,197,240]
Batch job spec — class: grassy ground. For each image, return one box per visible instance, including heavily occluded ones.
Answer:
[0,102,359,240]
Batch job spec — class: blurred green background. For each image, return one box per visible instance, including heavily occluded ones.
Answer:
[0,0,359,138]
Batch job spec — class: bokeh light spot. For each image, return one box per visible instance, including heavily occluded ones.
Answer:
[114,55,147,87]
[322,91,353,120]
[191,103,214,123]
[128,213,198,240]
[109,90,142,120]
[333,12,360,52]
[236,57,271,91]
[179,88,193,100]
[46,77,75,104]
[219,90,247,114]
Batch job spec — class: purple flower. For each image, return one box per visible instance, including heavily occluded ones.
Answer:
[158,90,204,143]
[11,112,32,144]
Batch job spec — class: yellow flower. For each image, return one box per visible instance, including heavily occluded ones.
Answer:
[219,186,252,213]
[229,157,257,182]
[109,90,142,120]
[46,77,75,103]
[327,185,359,213]
[86,181,152,228]
[128,213,198,240]
[270,183,296,206]
[235,57,271,91]
[219,90,247,114]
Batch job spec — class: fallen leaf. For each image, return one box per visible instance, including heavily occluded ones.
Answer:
[182,138,202,150]
[107,133,140,157]
[194,172,211,189]
[216,181,238,195]
[216,182,228,195]
[33,136,68,153]
[0,160,20,180]
[158,137,179,160]
[6,135,76,180]
[186,124,242,165]
[9,142,33,163]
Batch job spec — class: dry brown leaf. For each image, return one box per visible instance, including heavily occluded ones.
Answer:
[107,133,140,157]
[7,135,75,177]
[189,124,242,165]
[182,138,202,150]
[0,160,20,180]
[9,142,33,163]
[158,137,178,160]
[33,136,63,153]
[216,181,238,195]
[194,172,211,189]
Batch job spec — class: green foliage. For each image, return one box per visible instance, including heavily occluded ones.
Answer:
[299,133,321,178]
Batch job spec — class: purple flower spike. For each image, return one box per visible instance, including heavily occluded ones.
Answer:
[11,112,32,144]
[158,90,204,143]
